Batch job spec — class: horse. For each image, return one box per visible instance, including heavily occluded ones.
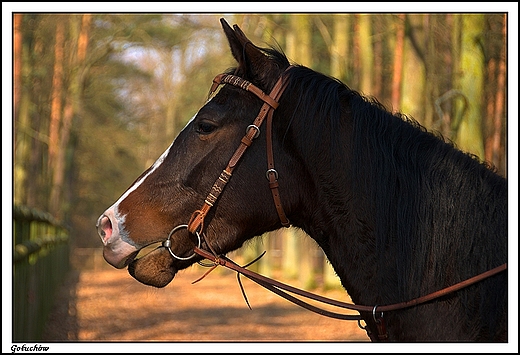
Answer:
[96,18,507,342]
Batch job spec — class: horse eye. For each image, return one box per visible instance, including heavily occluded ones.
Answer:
[196,122,217,135]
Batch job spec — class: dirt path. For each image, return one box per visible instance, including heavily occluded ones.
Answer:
[43,264,370,346]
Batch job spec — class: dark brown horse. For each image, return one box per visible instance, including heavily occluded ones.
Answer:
[97,18,507,341]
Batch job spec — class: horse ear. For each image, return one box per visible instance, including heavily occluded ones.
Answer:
[220,18,274,81]
[220,18,245,65]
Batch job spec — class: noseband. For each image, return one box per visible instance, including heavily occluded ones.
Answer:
[162,67,292,259]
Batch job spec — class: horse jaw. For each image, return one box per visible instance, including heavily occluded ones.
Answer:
[127,247,177,288]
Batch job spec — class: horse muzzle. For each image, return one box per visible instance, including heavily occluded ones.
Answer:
[96,210,139,269]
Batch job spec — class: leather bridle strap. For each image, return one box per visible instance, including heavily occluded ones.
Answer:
[188,68,292,236]
[193,246,362,320]
[194,244,507,321]
[266,80,290,227]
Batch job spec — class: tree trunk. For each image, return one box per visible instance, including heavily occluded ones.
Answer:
[356,14,373,94]
[449,15,464,139]
[492,34,506,173]
[372,17,383,100]
[330,15,349,82]
[13,14,30,205]
[391,14,405,112]
[455,14,485,158]
[485,58,496,161]
[14,14,22,121]
[423,14,436,128]
[50,15,91,219]
[290,14,312,67]
[400,15,426,121]
[485,15,506,175]
[48,20,65,174]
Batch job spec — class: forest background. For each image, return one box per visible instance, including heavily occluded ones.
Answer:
[7,7,516,292]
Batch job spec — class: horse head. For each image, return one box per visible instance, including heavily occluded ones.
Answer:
[96,19,302,287]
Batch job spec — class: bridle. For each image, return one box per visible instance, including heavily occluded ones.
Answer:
[161,66,508,341]
[187,67,292,239]
[163,66,292,261]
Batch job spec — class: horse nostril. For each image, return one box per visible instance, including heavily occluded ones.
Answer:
[97,215,113,245]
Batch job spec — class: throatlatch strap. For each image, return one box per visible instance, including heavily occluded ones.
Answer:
[265,82,290,227]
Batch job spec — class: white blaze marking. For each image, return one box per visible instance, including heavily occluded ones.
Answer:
[109,110,200,210]
[101,97,216,251]
[105,95,216,242]
[112,143,172,207]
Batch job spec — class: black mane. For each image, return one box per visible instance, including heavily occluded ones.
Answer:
[226,42,506,303]
[280,61,506,301]
[350,93,506,295]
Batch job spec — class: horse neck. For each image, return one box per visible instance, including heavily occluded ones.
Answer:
[288,144,381,305]
[288,104,507,307]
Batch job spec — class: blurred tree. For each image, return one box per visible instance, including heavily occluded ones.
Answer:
[356,14,374,95]
[13,13,28,205]
[13,14,22,124]
[49,15,92,219]
[48,18,64,178]
[400,14,426,123]
[484,14,506,173]
[391,14,406,112]
[455,14,486,159]
[331,15,349,82]
[314,14,350,83]
[14,15,55,208]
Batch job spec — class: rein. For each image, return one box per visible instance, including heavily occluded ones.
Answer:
[193,246,506,341]
[162,67,508,340]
